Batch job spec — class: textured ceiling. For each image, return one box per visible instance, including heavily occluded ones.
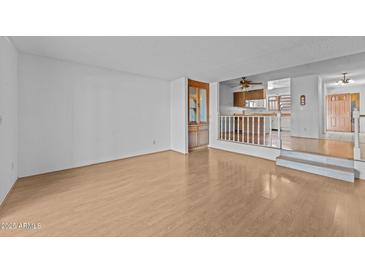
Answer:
[11,36,365,82]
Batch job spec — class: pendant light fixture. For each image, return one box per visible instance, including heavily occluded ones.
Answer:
[336,73,354,85]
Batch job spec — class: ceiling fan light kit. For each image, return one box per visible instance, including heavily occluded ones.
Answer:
[240,76,263,92]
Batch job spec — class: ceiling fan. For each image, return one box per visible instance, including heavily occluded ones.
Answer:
[240,76,263,91]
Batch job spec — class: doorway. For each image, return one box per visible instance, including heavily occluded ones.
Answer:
[326,92,360,132]
[188,79,209,150]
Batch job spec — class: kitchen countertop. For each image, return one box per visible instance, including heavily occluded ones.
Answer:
[232,112,291,117]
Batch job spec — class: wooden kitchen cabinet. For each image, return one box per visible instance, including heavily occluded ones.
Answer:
[233,92,245,107]
[245,89,265,100]
[233,89,265,107]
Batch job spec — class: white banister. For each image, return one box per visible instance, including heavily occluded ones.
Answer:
[224,116,227,140]
[252,116,254,144]
[258,117,261,145]
[263,116,266,146]
[247,117,250,143]
[269,116,272,146]
[237,116,240,142]
[220,115,223,140]
[277,112,282,149]
[241,116,245,143]
[218,114,279,148]
[233,116,236,141]
[353,108,360,160]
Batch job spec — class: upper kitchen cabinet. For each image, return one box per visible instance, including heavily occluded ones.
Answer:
[245,89,265,100]
[233,92,245,107]
[233,89,265,107]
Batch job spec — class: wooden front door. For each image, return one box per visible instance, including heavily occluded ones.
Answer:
[188,79,209,150]
[326,93,351,132]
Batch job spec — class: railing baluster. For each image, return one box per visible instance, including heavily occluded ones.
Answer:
[221,116,224,140]
[258,116,261,145]
[241,117,243,143]
[220,116,223,140]
[228,116,231,141]
[233,116,236,141]
[237,116,240,142]
[269,116,272,147]
[263,116,266,146]
[224,116,227,140]
[247,117,249,144]
[252,116,255,144]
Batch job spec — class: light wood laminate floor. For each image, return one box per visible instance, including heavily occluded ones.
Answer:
[224,131,365,159]
[1,149,365,236]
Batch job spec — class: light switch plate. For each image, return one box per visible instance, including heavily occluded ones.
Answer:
[0,115,2,125]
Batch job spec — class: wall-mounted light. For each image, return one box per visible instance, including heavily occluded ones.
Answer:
[300,95,306,106]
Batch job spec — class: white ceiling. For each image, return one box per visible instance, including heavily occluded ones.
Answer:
[10,36,365,82]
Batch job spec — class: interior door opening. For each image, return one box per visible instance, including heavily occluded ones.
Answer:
[188,79,209,151]
[326,92,360,132]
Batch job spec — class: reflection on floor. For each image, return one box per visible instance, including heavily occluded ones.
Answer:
[0,149,364,236]
[221,131,365,160]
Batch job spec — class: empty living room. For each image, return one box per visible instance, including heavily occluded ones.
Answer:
[1,1,365,273]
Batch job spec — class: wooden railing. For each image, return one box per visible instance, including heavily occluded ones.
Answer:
[218,113,282,148]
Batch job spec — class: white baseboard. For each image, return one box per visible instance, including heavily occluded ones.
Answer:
[19,148,171,178]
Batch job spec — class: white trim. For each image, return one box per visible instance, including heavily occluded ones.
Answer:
[19,148,171,178]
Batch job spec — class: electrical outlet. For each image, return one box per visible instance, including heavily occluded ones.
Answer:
[0,115,2,125]
[11,162,14,170]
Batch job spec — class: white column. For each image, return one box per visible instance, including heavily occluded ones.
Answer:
[353,108,361,160]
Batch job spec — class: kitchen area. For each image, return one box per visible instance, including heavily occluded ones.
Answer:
[218,77,291,146]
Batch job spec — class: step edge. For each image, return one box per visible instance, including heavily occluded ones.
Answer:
[276,161,355,183]
[277,156,355,173]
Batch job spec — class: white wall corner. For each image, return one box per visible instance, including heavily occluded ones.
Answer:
[170,77,188,154]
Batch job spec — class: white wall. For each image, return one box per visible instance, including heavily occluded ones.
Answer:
[219,83,242,115]
[18,54,171,177]
[170,77,188,154]
[291,75,320,138]
[0,37,18,203]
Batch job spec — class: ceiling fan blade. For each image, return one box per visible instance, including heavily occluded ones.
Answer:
[249,82,263,85]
